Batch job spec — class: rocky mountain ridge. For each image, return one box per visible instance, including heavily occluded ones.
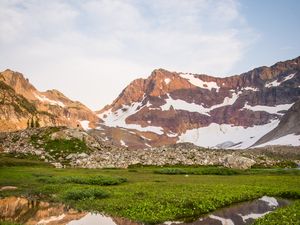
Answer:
[0,69,99,132]
[96,57,300,149]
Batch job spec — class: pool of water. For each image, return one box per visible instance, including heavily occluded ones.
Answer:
[0,196,290,225]
[161,196,290,225]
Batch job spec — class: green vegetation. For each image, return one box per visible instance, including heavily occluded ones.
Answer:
[253,200,300,225]
[37,175,127,186]
[30,128,90,161]
[0,156,299,224]
[154,167,240,175]
[252,160,298,169]
[0,222,22,225]
[63,188,109,201]
[0,154,51,167]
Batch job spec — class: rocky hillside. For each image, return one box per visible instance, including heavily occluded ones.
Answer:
[1,127,299,169]
[96,57,300,149]
[0,69,99,131]
[253,99,300,147]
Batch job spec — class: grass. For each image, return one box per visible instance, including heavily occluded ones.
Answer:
[0,222,22,225]
[37,175,127,186]
[0,154,51,167]
[253,200,300,225]
[154,167,241,175]
[62,188,109,201]
[0,156,299,224]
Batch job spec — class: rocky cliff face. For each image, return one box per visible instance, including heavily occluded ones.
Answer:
[96,57,300,149]
[0,69,99,131]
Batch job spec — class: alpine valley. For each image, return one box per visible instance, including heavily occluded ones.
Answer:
[1,56,300,150]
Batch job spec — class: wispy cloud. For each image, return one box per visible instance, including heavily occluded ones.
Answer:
[0,0,257,109]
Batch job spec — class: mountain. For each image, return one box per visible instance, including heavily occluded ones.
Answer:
[252,99,300,147]
[0,69,99,132]
[96,56,300,149]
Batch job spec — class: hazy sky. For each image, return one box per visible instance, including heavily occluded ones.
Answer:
[0,0,299,110]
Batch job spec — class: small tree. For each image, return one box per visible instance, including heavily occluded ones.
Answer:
[35,118,40,128]
[30,117,34,128]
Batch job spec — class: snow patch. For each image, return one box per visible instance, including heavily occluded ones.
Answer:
[160,92,240,116]
[178,120,279,149]
[140,135,151,141]
[242,87,259,91]
[167,132,178,137]
[242,102,293,115]
[180,73,220,91]
[266,73,296,87]
[79,120,90,130]
[255,133,300,148]
[160,94,211,116]
[164,78,171,85]
[98,102,164,135]
[120,140,128,147]
[145,143,152,148]
[34,93,65,107]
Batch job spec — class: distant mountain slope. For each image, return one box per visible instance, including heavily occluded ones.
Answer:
[0,69,99,132]
[252,99,300,147]
[96,56,300,149]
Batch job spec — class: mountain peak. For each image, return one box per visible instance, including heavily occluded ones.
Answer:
[97,56,300,149]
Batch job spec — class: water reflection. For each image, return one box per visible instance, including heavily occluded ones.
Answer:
[0,196,290,225]
[0,196,138,225]
[163,196,290,225]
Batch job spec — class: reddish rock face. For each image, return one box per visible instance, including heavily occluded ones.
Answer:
[97,57,300,149]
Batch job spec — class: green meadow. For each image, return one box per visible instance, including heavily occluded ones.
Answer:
[0,156,299,224]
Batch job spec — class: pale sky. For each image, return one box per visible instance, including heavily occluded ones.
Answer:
[0,0,299,110]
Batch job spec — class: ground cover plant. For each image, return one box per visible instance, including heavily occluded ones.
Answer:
[253,200,300,225]
[0,155,299,224]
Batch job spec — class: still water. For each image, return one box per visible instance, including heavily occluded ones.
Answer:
[0,196,290,225]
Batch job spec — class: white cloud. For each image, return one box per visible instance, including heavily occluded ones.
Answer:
[0,0,257,110]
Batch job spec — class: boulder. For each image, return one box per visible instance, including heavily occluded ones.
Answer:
[222,154,256,169]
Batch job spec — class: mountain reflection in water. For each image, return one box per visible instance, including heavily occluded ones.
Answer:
[0,196,290,225]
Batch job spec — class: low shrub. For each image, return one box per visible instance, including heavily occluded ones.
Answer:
[37,175,127,186]
[154,167,240,175]
[63,188,109,201]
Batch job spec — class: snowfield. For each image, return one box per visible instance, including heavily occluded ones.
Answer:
[178,120,279,149]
